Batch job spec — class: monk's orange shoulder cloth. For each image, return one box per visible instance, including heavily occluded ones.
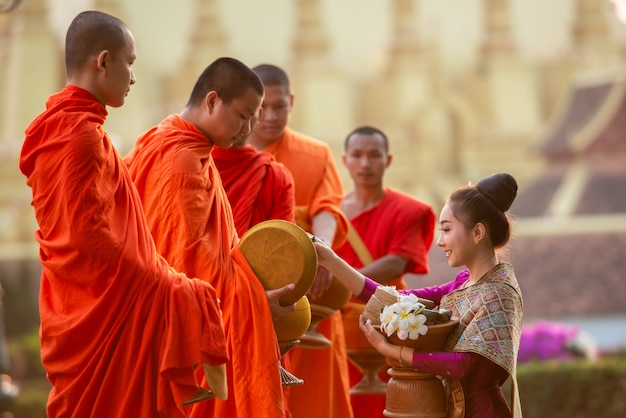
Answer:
[263,127,347,248]
[19,86,228,418]
[125,115,285,418]
[213,144,295,236]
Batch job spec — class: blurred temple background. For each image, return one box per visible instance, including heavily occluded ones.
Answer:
[1,0,626,416]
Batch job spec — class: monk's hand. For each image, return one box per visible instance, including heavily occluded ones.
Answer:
[307,265,333,300]
[359,315,386,352]
[266,284,296,322]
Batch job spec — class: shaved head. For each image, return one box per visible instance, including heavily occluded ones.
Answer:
[187,57,264,106]
[65,11,129,77]
[252,64,291,93]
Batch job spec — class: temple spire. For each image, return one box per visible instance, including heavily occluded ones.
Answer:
[570,0,613,63]
[291,0,331,72]
[165,0,229,110]
[388,0,423,72]
[479,0,516,68]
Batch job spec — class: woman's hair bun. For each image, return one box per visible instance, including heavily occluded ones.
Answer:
[476,173,518,212]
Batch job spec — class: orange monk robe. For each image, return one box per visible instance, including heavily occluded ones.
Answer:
[212,144,295,236]
[125,114,284,418]
[262,127,347,248]
[336,188,436,418]
[19,86,228,418]
[262,127,352,418]
[213,144,296,417]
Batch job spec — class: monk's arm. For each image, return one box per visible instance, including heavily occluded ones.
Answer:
[358,254,409,285]
[308,149,348,247]
[311,210,337,245]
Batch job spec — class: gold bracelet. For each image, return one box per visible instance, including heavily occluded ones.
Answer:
[399,345,405,368]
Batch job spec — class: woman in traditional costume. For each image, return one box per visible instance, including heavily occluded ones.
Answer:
[313,172,523,418]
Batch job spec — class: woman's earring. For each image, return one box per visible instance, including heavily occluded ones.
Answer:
[474,238,479,245]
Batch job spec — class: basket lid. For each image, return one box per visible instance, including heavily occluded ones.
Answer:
[239,220,317,306]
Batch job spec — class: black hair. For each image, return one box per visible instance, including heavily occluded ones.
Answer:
[344,126,389,153]
[65,11,128,77]
[187,57,264,106]
[448,173,518,248]
[252,64,291,92]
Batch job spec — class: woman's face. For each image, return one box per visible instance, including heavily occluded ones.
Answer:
[436,203,475,268]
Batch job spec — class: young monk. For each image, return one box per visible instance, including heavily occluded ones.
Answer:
[19,11,228,418]
[248,64,352,418]
[212,114,295,237]
[212,115,296,415]
[313,173,524,418]
[338,126,436,417]
[124,57,294,418]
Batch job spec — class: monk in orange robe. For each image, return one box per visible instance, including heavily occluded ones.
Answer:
[213,119,296,416]
[337,127,436,417]
[125,57,295,418]
[212,119,295,236]
[19,11,227,418]
[248,64,351,418]
[213,118,296,416]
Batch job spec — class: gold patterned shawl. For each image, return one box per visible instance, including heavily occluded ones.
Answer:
[441,262,523,418]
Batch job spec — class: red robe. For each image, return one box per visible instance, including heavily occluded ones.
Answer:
[262,127,351,418]
[125,114,284,418]
[336,188,436,418]
[212,144,295,236]
[19,86,228,418]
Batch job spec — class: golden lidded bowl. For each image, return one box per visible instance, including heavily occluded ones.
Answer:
[239,220,317,306]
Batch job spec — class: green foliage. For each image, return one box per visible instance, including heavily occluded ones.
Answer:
[0,261,40,338]
[504,357,626,417]
[12,331,45,380]
[13,378,49,418]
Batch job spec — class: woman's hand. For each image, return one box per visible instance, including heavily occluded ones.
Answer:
[308,233,367,297]
[359,314,388,352]
[309,233,335,269]
[359,315,407,363]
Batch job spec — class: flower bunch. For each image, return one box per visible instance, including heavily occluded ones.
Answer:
[380,293,428,340]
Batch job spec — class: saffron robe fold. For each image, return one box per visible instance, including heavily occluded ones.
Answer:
[213,144,295,236]
[336,188,436,418]
[261,127,352,418]
[125,114,284,418]
[19,86,228,418]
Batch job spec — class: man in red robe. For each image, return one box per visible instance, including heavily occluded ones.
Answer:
[125,57,294,418]
[337,126,436,417]
[212,117,295,236]
[248,64,351,418]
[19,11,228,418]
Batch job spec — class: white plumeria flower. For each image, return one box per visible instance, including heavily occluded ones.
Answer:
[407,313,428,340]
[396,328,410,340]
[380,304,396,325]
[380,298,430,341]
[395,301,415,322]
[383,322,393,337]
[383,317,401,337]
